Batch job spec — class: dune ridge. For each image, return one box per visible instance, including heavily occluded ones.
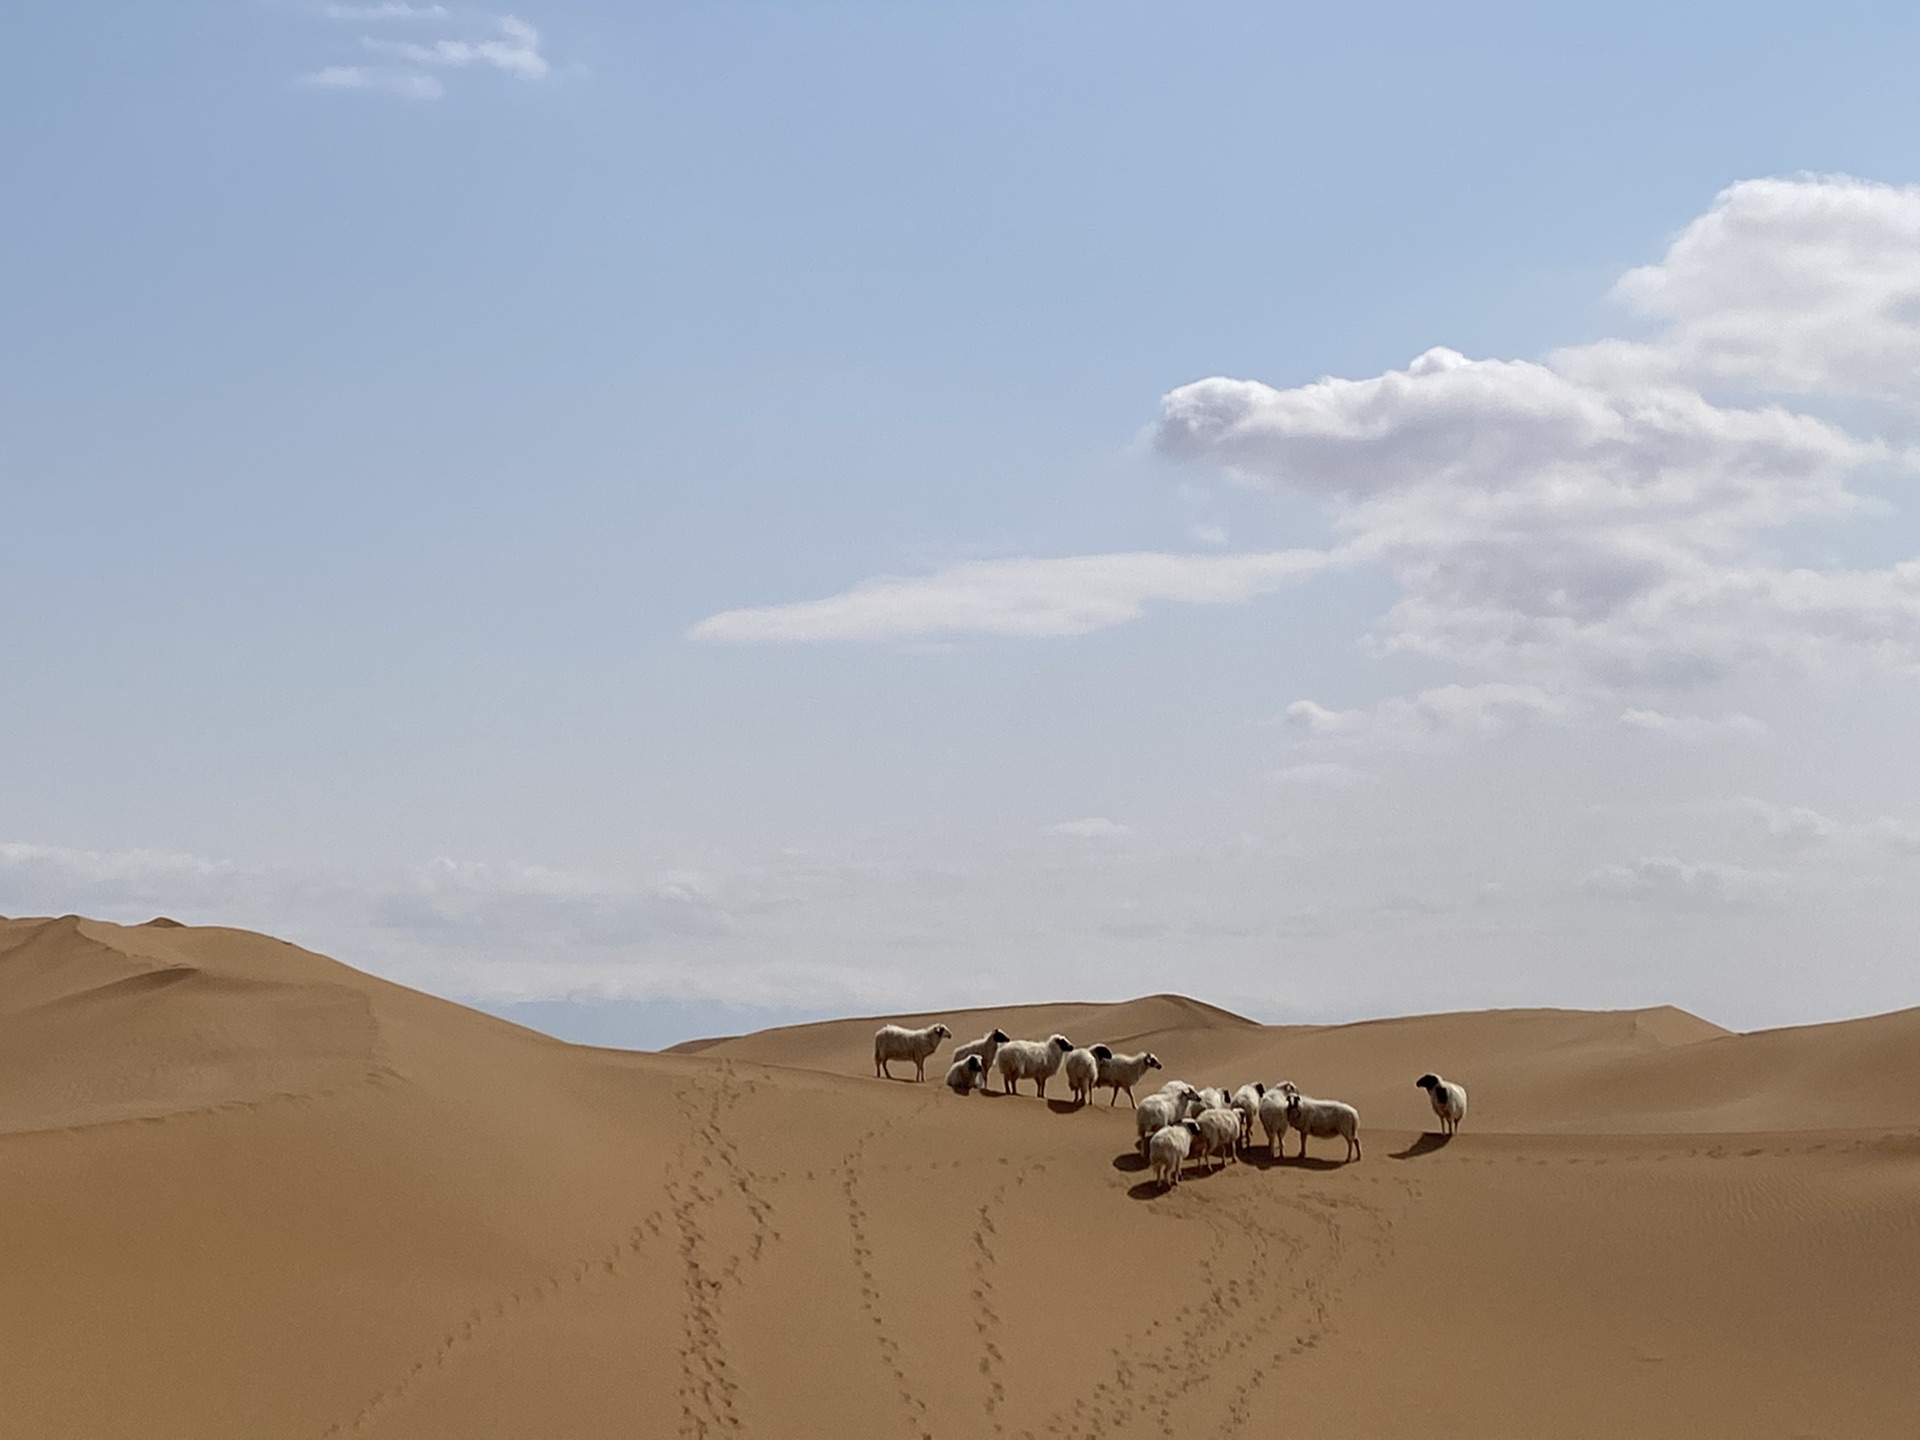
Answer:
[1,913,1917,1438]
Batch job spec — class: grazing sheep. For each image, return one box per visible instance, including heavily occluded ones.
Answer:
[1416,1073,1468,1135]
[1092,1046,1163,1107]
[994,1034,1075,1098]
[1285,1092,1362,1162]
[1193,1106,1242,1170]
[952,1027,1012,1070]
[1255,1083,1301,1158]
[873,1022,952,1082]
[1148,1120,1198,1190]
[944,1054,987,1094]
[1063,1046,1101,1104]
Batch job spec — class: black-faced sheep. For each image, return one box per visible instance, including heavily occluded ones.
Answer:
[872,1022,952,1082]
[952,1027,1012,1071]
[1416,1073,1468,1135]
[994,1034,1074,1097]
[1255,1083,1301,1158]
[1092,1046,1163,1107]
[945,1054,987,1094]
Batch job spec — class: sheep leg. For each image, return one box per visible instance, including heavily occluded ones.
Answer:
[878,1060,893,1080]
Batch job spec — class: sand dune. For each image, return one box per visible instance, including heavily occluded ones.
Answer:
[2,914,1917,1437]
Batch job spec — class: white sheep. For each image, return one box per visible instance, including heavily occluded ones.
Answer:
[994,1034,1075,1097]
[1154,1080,1202,1117]
[1063,1046,1101,1105]
[1285,1092,1362,1162]
[1197,1086,1231,1113]
[1255,1083,1301,1158]
[1193,1107,1242,1170]
[1416,1072,1468,1135]
[1148,1120,1197,1190]
[1091,1046,1163,1107]
[872,1022,952,1082]
[1135,1090,1188,1156]
[944,1054,987,1094]
[952,1027,1012,1070]
[1229,1083,1265,1149]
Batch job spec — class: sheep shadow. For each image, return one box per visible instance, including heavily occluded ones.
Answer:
[1045,1098,1085,1115]
[1389,1131,1454,1160]
[1240,1147,1353,1173]
[1126,1160,1236,1199]
[1111,1151,1148,1173]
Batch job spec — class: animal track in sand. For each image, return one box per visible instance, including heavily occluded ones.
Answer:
[840,1109,937,1440]
[321,1062,776,1440]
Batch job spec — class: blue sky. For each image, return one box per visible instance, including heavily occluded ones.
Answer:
[7,3,1920,1044]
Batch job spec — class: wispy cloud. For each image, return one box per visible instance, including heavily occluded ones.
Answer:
[300,9,550,99]
[1583,857,1787,910]
[362,15,549,78]
[1048,817,1133,839]
[304,64,444,99]
[691,548,1339,643]
[318,2,449,19]
[691,175,1920,762]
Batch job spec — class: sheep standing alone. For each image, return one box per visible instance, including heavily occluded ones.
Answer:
[952,1027,1012,1071]
[945,1054,987,1094]
[1285,1092,1362,1162]
[872,1022,952,1082]
[1063,1046,1101,1105]
[1193,1106,1242,1170]
[1148,1121,1198,1190]
[1092,1047,1163,1107]
[1416,1073,1468,1135]
[994,1034,1075,1097]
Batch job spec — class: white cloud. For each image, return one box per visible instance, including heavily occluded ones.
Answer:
[319,2,449,19]
[690,548,1338,643]
[1283,683,1573,752]
[1048,817,1133,839]
[303,64,444,98]
[1619,708,1768,741]
[1584,856,1786,909]
[1564,175,1920,403]
[1161,344,1904,690]
[1732,797,1840,850]
[1267,761,1376,788]
[1729,798,1920,856]
[693,176,1920,689]
[362,14,549,78]
[301,10,548,97]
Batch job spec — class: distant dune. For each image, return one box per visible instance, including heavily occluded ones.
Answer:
[2,913,1918,1437]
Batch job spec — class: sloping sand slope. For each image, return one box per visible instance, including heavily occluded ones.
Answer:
[2,914,1917,1438]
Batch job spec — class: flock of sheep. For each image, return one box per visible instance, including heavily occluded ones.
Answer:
[873,1022,1469,1191]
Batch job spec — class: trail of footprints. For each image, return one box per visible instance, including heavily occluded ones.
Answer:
[1039,1178,1402,1440]
[841,1116,937,1440]
[320,1063,778,1440]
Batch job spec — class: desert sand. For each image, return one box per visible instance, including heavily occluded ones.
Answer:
[2,913,1917,1438]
